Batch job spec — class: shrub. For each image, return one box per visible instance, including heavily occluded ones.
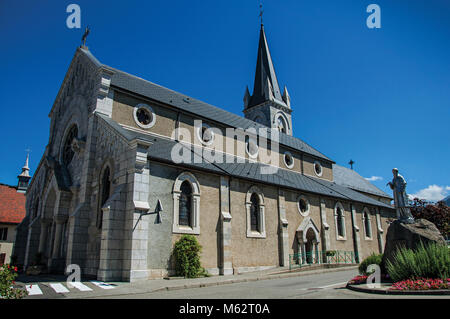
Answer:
[0,264,28,299]
[386,241,450,282]
[410,198,449,238]
[358,253,383,275]
[325,250,336,257]
[173,235,208,278]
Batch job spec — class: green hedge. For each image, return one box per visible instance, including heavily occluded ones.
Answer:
[358,253,383,275]
[173,235,208,278]
[386,241,450,282]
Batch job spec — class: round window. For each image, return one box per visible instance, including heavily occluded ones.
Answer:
[197,123,214,145]
[133,104,156,129]
[314,161,323,177]
[297,195,310,216]
[245,135,259,158]
[284,152,294,169]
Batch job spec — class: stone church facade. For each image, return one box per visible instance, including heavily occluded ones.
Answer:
[14,25,395,282]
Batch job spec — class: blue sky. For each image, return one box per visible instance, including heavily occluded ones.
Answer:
[0,0,449,201]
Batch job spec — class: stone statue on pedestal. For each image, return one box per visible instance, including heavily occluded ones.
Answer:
[387,168,415,224]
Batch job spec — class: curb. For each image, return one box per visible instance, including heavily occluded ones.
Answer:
[346,284,450,296]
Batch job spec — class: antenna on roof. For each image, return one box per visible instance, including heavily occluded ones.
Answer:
[349,159,355,170]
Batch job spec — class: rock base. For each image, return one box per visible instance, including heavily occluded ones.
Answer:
[381,218,446,272]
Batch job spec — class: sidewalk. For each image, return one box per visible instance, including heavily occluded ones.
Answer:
[63,264,358,299]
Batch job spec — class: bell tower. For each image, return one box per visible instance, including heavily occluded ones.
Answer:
[243,24,293,136]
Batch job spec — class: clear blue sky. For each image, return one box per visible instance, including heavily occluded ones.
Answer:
[0,0,449,201]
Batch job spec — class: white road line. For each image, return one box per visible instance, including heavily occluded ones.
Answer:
[317,282,348,289]
[26,284,43,295]
[67,282,93,292]
[90,281,116,290]
[49,283,70,293]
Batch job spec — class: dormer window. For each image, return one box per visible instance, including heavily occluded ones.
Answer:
[197,122,214,145]
[245,135,259,158]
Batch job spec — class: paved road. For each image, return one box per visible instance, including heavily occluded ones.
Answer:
[95,269,447,299]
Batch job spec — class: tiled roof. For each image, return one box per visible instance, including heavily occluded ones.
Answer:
[333,164,392,199]
[79,48,332,162]
[0,184,26,224]
[98,114,392,209]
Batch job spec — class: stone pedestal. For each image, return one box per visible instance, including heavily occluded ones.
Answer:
[381,219,446,272]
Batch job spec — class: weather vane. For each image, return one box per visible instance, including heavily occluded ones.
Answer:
[81,26,90,47]
[259,1,264,26]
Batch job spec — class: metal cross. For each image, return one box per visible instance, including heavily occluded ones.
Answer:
[349,159,355,170]
[82,26,90,47]
[259,2,264,25]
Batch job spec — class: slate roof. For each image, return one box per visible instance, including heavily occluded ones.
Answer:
[0,184,26,224]
[79,48,332,163]
[247,24,285,108]
[333,164,392,199]
[98,114,392,209]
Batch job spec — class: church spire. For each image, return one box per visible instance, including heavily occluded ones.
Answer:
[246,24,285,109]
[243,22,293,136]
[17,152,31,193]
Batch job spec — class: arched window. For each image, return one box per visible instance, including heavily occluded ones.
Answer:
[250,193,260,232]
[337,208,344,237]
[172,172,201,234]
[363,208,372,239]
[245,186,266,238]
[277,116,287,134]
[179,181,192,227]
[334,202,346,240]
[97,166,111,229]
[62,125,78,166]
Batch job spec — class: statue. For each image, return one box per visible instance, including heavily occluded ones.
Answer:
[387,168,415,224]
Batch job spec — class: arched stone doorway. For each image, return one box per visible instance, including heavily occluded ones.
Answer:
[296,217,321,265]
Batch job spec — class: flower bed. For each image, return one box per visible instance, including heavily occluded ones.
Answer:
[390,278,450,291]
[0,264,28,299]
[348,275,368,285]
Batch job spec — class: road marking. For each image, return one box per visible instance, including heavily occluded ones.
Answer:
[317,282,348,289]
[26,284,43,295]
[49,283,70,293]
[90,281,116,290]
[67,282,93,291]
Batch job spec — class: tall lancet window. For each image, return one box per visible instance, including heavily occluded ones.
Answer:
[250,193,260,232]
[97,166,111,229]
[337,207,344,237]
[179,181,192,227]
[63,125,78,166]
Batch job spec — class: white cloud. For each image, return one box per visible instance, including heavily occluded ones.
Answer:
[408,185,450,202]
[365,176,383,182]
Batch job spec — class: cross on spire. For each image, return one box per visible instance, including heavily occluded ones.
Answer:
[81,26,90,48]
[349,159,355,170]
[259,1,264,26]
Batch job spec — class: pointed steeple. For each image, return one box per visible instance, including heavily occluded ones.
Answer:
[246,24,284,109]
[17,153,31,193]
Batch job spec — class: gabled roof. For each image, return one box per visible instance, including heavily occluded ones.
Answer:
[78,48,332,163]
[333,164,392,199]
[247,25,285,108]
[98,114,392,209]
[0,184,26,224]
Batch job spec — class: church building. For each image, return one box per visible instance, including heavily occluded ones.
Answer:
[14,24,395,282]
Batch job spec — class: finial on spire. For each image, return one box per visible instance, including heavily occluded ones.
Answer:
[259,1,264,26]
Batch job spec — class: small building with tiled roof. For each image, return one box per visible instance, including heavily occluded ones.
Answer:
[0,156,30,265]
